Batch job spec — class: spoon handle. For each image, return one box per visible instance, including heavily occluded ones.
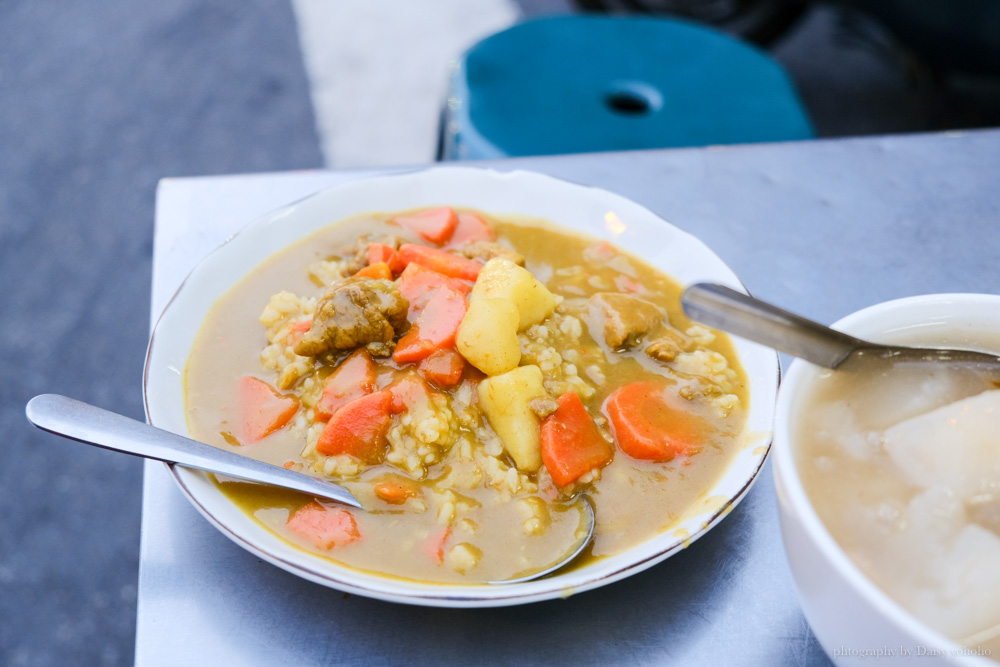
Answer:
[25,394,361,508]
[681,283,865,369]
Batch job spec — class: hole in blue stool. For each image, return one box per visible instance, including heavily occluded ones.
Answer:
[604,82,663,116]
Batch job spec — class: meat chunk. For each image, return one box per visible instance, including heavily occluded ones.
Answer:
[529,396,559,420]
[645,328,691,363]
[586,293,664,348]
[458,241,525,267]
[294,278,409,358]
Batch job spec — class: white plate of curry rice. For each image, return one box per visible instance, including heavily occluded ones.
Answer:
[144,166,779,607]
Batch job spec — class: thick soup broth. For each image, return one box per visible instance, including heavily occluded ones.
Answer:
[796,328,1000,657]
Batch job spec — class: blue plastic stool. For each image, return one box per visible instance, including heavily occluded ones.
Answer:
[440,15,814,160]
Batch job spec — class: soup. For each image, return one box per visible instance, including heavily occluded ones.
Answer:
[185,207,749,584]
[796,329,1000,658]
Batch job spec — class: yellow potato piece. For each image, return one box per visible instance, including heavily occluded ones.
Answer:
[478,365,547,472]
[472,258,556,331]
[456,297,520,376]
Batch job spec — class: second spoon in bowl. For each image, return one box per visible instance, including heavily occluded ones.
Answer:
[681,283,1000,371]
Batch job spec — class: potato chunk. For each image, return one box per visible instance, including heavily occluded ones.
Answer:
[478,366,548,472]
[472,258,556,331]
[456,297,520,375]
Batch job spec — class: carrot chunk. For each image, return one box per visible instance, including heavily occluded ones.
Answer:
[418,348,466,388]
[421,527,452,564]
[314,349,376,422]
[354,261,392,280]
[613,274,646,295]
[286,501,360,549]
[367,242,404,274]
[584,240,617,262]
[239,376,300,443]
[373,473,422,505]
[287,317,313,345]
[387,373,434,414]
[392,207,459,245]
[444,212,495,248]
[540,392,614,486]
[397,243,482,281]
[315,390,393,461]
[393,287,468,364]
[396,262,471,320]
[603,382,704,461]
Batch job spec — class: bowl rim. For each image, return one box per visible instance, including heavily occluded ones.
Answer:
[773,293,1000,660]
[143,164,780,607]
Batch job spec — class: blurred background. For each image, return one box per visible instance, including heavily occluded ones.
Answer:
[1,0,998,664]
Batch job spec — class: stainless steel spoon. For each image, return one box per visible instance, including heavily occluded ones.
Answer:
[26,393,362,507]
[25,393,595,584]
[681,283,1000,369]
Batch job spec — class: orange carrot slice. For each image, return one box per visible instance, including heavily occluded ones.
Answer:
[444,212,495,248]
[422,527,452,564]
[391,207,459,245]
[239,376,300,443]
[314,349,376,422]
[540,392,614,486]
[418,348,466,388]
[393,287,468,364]
[603,382,704,461]
[286,501,360,549]
[367,242,404,274]
[315,390,393,461]
[386,373,434,414]
[354,261,392,280]
[287,318,313,345]
[397,244,482,281]
[373,473,422,505]
[396,262,472,320]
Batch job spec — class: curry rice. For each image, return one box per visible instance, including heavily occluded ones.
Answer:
[184,208,749,584]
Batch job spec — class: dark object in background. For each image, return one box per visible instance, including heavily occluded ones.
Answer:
[839,0,1000,76]
[572,0,809,45]
[576,0,1000,76]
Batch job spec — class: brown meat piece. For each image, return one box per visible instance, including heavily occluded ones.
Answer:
[529,396,559,420]
[645,329,691,363]
[586,293,664,348]
[458,241,525,267]
[294,278,409,358]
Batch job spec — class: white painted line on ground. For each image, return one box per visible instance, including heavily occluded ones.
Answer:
[291,0,520,169]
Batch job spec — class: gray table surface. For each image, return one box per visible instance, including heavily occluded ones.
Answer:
[137,130,1000,666]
